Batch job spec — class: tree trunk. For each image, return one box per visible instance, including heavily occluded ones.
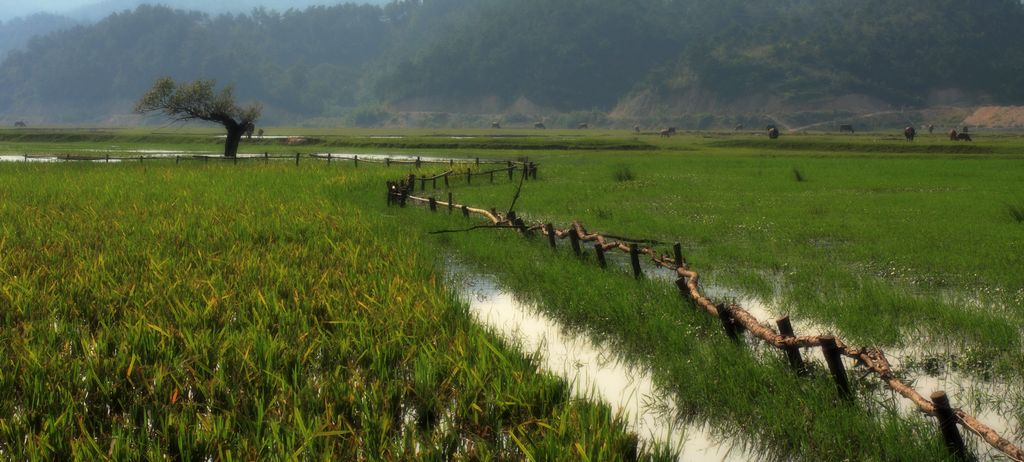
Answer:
[223,122,244,158]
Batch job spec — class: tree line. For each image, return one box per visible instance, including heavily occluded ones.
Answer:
[1,0,1023,124]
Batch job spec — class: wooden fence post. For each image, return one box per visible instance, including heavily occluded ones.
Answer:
[514,218,528,233]
[175,155,179,164]
[461,205,469,217]
[264,152,269,163]
[820,335,852,399]
[545,224,557,249]
[385,158,391,167]
[507,162,514,180]
[475,157,480,166]
[568,227,581,256]
[775,316,805,373]
[532,163,538,179]
[295,152,300,165]
[717,303,739,340]
[594,244,607,268]
[444,173,449,188]
[429,197,437,211]
[673,242,684,267]
[931,391,967,460]
[327,153,332,164]
[416,156,421,168]
[466,169,472,185]
[354,155,359,168]
[629,244,642,279]
[490,170,495,183]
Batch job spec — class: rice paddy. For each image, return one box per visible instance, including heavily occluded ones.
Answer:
[2,127,1022,460]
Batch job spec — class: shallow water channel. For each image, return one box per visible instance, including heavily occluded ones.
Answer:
[448,270,756,461]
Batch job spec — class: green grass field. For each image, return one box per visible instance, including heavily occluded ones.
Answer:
[1,127,1022,460]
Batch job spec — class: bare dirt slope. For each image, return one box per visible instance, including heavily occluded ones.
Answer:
[962,106,1024,128]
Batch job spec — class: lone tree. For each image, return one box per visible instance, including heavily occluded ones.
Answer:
[135,77,261,157]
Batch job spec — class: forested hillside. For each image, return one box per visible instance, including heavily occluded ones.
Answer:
[2,0,1023,125]
[0,14,79,59]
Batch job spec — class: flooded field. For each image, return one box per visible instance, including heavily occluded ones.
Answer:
[634,254,1022,458]
[449,269,758,461]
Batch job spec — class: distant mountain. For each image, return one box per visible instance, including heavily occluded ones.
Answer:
[0,13,81,58]
[1,0,391,22]
[2,0,1023,126]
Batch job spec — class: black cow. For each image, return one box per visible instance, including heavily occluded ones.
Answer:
[767,127,780,139]
[904,126,916,142]
[839,124,854,133]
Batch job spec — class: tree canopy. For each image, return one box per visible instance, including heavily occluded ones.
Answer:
[135,77,261,157]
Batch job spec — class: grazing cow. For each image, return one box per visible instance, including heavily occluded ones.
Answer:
[949,129,959,141]
[767,127,780,139]
[534,122,546,129]
[633,124,641,135]
[957,133,973,141]
[244,122,255,140]
[904,126,916,142]
[491,121,501,129]
[927,124,934,134]
[13,121,25,127]
[578,123,589,129]
[257,128,264,139]
[839,124,855,133]
[659,127,677,137]
[735,124,744,131]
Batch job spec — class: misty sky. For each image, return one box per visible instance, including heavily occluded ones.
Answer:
[1,0,388,21]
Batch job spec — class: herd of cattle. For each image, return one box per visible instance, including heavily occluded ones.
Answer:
[488,120,974,141]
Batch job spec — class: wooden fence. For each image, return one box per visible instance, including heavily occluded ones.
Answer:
[386,177,1023,462]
